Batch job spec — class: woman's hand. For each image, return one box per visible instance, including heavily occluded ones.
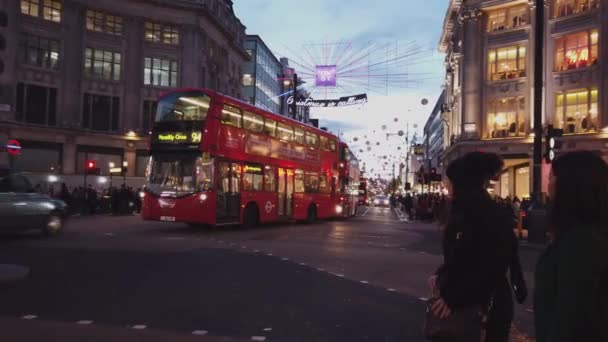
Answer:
[431,297,451,319]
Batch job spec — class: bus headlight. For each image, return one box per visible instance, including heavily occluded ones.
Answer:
[335,205,344,214]
[139,191,145,199]
[199,194,208,201]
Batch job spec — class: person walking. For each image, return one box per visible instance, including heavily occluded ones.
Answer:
[534,151,608,342]
[427,152,516,342]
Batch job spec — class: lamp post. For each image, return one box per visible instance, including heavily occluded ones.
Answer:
[531,0,544,205]
[122,161,128,185]
[108,162,115,188]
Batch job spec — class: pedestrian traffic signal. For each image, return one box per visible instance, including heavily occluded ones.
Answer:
[545,125,563,163]
[86,160,96,170]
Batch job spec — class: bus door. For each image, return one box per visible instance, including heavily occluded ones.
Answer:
[277,168,294,217]
[217,161,241,223]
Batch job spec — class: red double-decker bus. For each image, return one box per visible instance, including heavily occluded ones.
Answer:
[141,88,356,226]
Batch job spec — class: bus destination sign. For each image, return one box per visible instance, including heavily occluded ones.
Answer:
[155,131,202,145]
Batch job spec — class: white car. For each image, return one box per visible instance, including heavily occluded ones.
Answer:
[373,195,390,207]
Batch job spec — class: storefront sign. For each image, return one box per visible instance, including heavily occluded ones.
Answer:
[287,94,368,108]
[6,139,21,156]
[243,164,263,174]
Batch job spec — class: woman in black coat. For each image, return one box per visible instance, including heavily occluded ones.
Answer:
[534,152,608,342]
[429,152,517,342]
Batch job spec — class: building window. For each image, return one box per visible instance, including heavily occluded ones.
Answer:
[487,5,528,32]
[486,97,526,138]
[242,74,254,86]
[19,33,60,70]
[84,48,121,81]
[82,93,120,132]
[144,57,178,87]
[144,21,179,45]
[555,29,598,71]
[555,88,598,134]
[86,10,123,36]
[487,45,526,81]
[16,83,57,125]
[554,0,599,18]
[142,100,157,135]
[20,0,39,17]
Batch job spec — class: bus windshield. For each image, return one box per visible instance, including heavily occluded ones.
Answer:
[156,91,211,122]
[147,153,214,197]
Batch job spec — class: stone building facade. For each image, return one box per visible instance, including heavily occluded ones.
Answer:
[0,0,247,184]
[439,0,606,199]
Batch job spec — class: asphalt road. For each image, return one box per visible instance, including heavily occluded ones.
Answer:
[0,207,538,342]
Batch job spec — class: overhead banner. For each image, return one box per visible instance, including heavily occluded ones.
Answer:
[287,94,368,108]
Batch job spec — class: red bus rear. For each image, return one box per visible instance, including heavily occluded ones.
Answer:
[141,88,353,226]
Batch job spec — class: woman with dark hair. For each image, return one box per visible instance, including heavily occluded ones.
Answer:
[534,151,608,342]
[428,152,517,342]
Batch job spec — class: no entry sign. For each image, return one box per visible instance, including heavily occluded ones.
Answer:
[6,139,21,156]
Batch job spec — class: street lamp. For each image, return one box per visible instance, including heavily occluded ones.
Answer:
[122,161,128,185]
[108,162,115,188]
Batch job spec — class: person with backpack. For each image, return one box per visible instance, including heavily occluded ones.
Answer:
[534,151,608,342]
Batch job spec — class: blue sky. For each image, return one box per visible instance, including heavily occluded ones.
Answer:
[233,0,449,177]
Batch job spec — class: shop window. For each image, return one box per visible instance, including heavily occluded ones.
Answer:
[82,93,120,132]
[486,97,526,138]
[487,4,528,32]
[264,118,277,137]
[278,123,294,142]
[555,29,598,71]
[305,132,319,147]
[242,164,264,192]
[16,83,57,126]
[294,128,305,144]
[145,21,179,45]
[487,45,526,80]
[84,48,121,81]
[555,88,598,134]
[554,0,599,18]
[243,111,264,132]
[85,10,123,35]
[19,33,60,70]
[221,105,242,127]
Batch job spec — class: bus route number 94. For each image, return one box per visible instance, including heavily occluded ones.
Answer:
[191,132,202,143]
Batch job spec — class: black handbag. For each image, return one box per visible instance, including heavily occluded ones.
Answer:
[423,298,484,340]
[509,254,528,304]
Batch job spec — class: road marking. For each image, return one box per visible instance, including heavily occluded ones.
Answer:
[317,268,325,271]
[263,328,273,332]
[399,248,406,251]
[281,258,289,261]
[335,273,345,277]
[254,250,260,253]
[361,207,370,216]
[360,280,369,284]
[383,244,390,247]
[387,288,397,292]
[192,330,208,335]
[419,251,426,255]
[21,315,37,320]
[76,320,94,325]
[267,253,273,256]
[241,246,247,249]
[418,297,429,301]
[251,336,266,341]
[299,263,307,266]
[132,325,147,330]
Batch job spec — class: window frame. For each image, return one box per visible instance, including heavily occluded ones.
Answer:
[305,132,319,148]
[277,123,294,142]
[84,47,121,81]
[264,166,276,192]
[243,111,264,133]
[144,21,180,45]
[555,88,598,134]
[221,105,242,128]
[487,45,527,81]
[554,0,599,18]
[19,33,60,70]
[554,29,599,72]
[486,97,527,139]
[486,4,528,32]
[85,9,123,36]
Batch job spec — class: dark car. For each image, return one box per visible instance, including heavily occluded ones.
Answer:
[0,170,68,236]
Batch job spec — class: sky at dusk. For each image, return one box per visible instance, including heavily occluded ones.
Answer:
[233,0,450,177]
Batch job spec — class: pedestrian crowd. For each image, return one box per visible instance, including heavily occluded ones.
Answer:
[422,151,608,342]
[34,182,142,216]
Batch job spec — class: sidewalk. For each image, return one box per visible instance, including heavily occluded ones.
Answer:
[0,317,247,342]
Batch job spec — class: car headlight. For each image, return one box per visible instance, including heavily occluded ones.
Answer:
[373,200,380,204]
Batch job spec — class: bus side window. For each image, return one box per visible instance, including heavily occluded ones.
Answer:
[278,123,294,142]
[320,136,329,151]
[264,166,276,192]
[294,169,305,193]
[305,133,319,148]
[264,118,277,137]
[221,105,242,127]
[243,111,264,133]
[329,140,337,152]
[294,128,305,144]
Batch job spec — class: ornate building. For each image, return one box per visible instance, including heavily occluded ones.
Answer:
[0,0,247,184]
[439,0,605,199]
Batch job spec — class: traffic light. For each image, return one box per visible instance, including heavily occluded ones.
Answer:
[85,160,99,175]
[545,125,564,163]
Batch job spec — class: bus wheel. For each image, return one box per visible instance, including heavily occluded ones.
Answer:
[243,204,259,229]
[306,205,317,224]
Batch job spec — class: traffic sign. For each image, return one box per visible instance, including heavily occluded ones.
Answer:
[6,139,21,156]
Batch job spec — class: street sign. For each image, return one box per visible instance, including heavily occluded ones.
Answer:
[6,139,21,156]
[109,167,122,174]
